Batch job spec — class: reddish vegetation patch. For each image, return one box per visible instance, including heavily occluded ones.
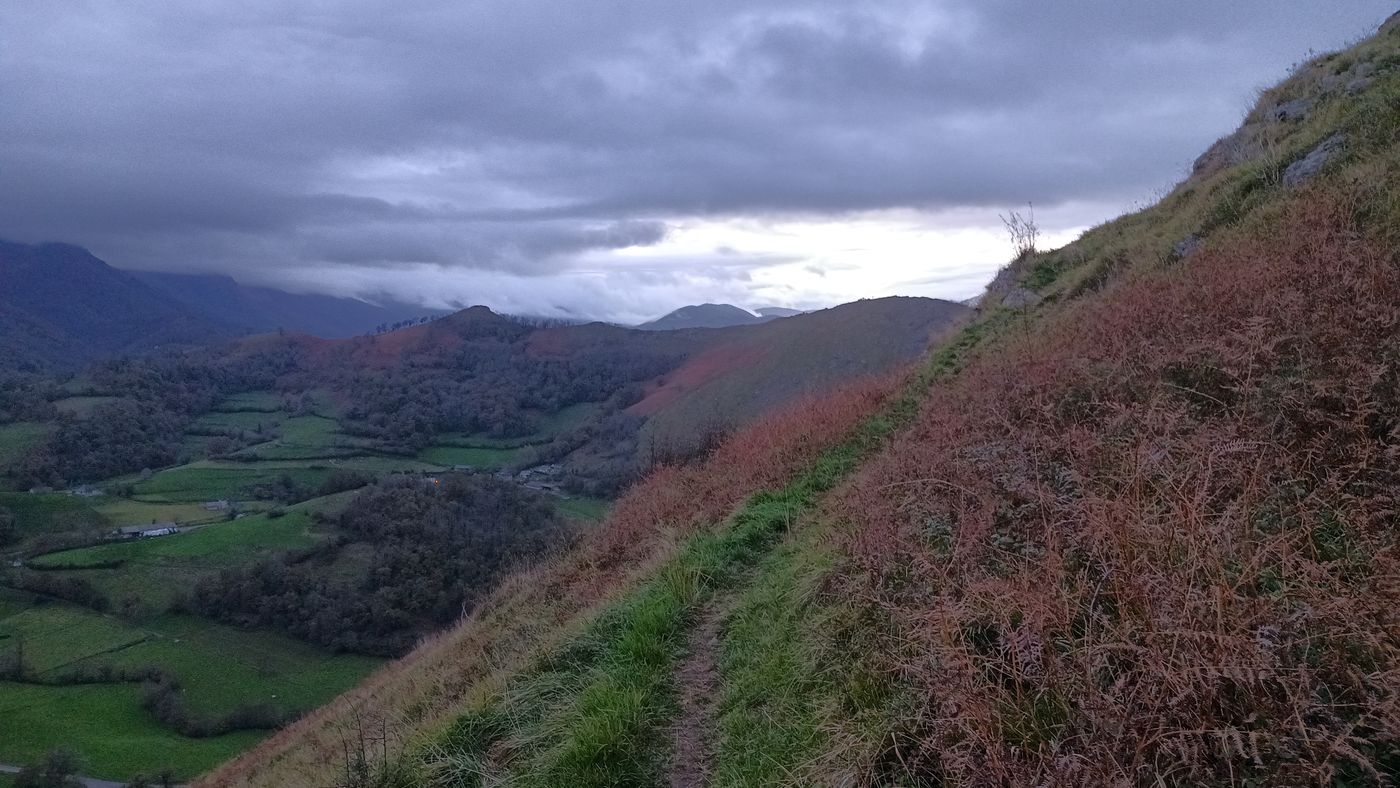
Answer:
[523,326,572,358]
[345,321,461,365]
[833,191,1400,784]
[627,343,768,416]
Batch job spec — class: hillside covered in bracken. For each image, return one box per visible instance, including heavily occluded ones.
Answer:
[202,17,1400,788]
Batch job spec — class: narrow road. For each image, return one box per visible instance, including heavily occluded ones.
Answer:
[0,762,185,788]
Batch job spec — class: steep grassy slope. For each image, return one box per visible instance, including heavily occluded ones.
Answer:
[634,296,971,456]
[201,21,1400,788]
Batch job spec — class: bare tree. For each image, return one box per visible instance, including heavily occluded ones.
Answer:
[1000,202,1040,259]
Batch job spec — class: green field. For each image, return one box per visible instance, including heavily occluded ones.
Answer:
[0,391,601,778]
[52,396,123,417]
[30,506,327,605]
[417,444,523,468]
[95,499,226,528]
[0,421,53,468]
[188,409,283,434]
[0,487,381,782]
[555,496,609,522]
[211,391,282,413]
[0,681,264,781]
[0,492,107,540]
[129,463,337,503]
[229,415,371,461]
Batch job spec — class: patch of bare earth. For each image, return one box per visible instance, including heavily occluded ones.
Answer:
[669,606,722,788]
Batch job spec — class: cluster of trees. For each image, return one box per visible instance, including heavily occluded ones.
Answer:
[11,344,301,487]
[331,326,674,452]
[0,372,60,423]
[186,475,572,656]
[369,315,436,334]
[5,308,702,492]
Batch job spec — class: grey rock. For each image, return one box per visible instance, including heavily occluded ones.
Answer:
[1173,234,1203,260]
[1283,133,1347,187]
[1270,97,1314,122]
[1319,72,1347,92]
[1352,61,1377,80]
[1382,11,1400,36]
[1000,287,1042,309]
[1346,76,1375,95]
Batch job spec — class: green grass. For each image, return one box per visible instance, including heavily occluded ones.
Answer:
[0,604,148,673]
[0,604,379,781]
[52,396,123,417]
[94,499,223,528]
[188,410,284,434]
[554,497,610,523]
[713,535,838,786]
[230,414,365,461]
[129,463,336,503]
[65,613,381,718]
[0,681,264,781]
[0,492,107,540]
[434,403,603,451]
[29,507,325,605]
[0,422,52,468]
[416,444,523,468]
[212,391,283,413]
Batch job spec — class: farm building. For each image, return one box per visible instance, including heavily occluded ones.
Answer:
[114,523,181,539]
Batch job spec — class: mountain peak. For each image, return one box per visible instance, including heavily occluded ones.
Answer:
[636,303,766,331]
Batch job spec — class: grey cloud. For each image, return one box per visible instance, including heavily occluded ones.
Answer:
[0,0,1393,316]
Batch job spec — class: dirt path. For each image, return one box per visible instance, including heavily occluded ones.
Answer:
[668,606,723,788]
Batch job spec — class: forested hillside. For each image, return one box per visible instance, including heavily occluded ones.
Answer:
[201,19,1400,787]
[0,241,228,371]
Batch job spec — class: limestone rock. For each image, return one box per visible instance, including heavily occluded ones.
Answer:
[1283,133,1347,187]
[1270,97,1314,123]
[1000,287,1042,309]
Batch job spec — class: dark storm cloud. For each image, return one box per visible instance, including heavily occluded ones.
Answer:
[0,0,1393,313]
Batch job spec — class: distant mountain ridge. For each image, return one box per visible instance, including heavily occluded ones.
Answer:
[0,240,458,372]
[636,303,771,330]
[130,270,448,339]
[0,240,228,371]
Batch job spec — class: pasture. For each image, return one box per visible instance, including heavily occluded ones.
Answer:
[0,422,52,469]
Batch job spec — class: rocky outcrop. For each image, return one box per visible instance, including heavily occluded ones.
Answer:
[1270,97,1314,123]
[1382,11,1400,36]
[1283,133,1347,187]
[1000,287,1043,309]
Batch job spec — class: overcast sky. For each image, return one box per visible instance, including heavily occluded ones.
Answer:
[2,2,1394,322]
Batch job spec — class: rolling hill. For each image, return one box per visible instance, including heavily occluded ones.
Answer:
[0,241,228,371]
[636,303,771,330]
[0,241,454,373]
[199,18,1400,788]
[634,296,971,456]
[130,271,448,339]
